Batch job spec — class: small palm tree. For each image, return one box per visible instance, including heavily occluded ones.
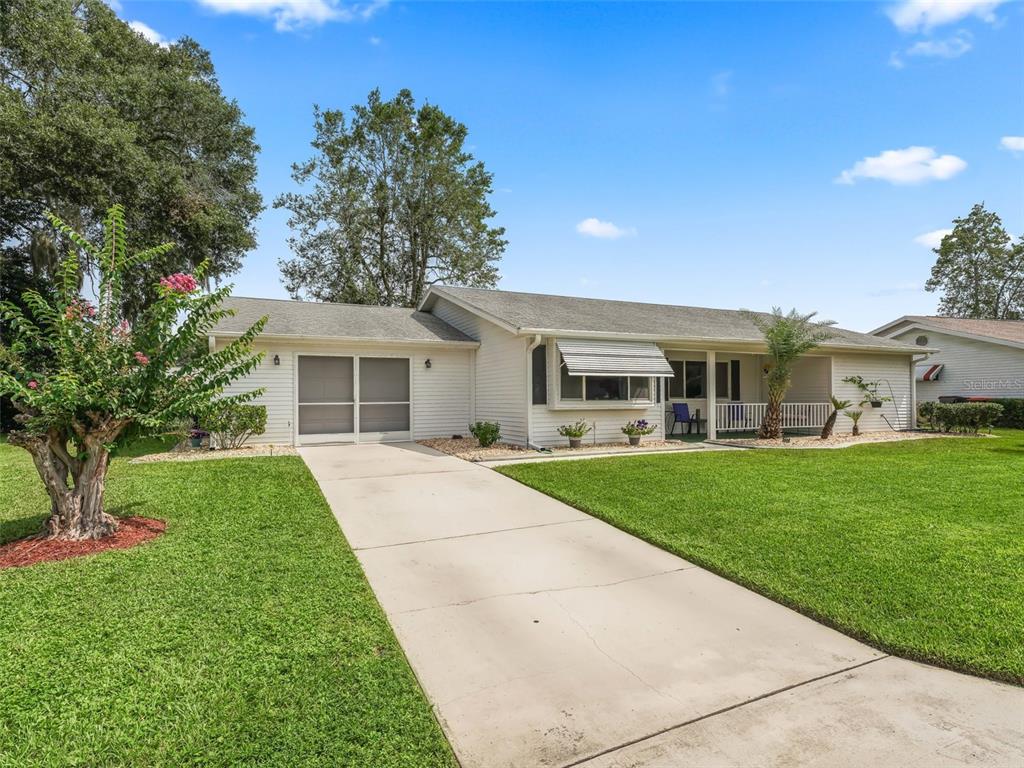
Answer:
[844,409,864,436]
[821,395,852,439]
[746,307,835,439]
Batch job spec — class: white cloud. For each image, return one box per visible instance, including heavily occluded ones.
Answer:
[369,35,381,45]
[914,228,953,248]
[836,146,967,185]
[711,70,732,98]
[576,218,635,239]
[886,0,1005,32]
[128,20,169,46]
[906,30,973,58]
[195,0,388,31]
[1000,136,1024,153]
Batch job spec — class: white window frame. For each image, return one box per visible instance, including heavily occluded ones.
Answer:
[555,353,656,409]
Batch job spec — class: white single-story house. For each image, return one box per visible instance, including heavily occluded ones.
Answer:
[210,286,925,447]
[872,315,1024,401]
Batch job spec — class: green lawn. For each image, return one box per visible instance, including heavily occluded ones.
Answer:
[499,431,1024,685]
[0,442,454,767]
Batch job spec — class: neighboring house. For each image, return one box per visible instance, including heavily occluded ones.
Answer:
[210,286,923,447]
[871,316,1024,402]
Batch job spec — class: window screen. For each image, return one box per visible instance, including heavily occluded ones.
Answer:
[730,360,741,401]
[532,345,547,404]
[359,358,409,403]
[669,361,685,397]
[560,355,583,399]
[684,361,707,398]
[716,361,729,399]
[298,356,353,403]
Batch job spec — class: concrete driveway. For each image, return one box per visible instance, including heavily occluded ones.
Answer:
[300,442,1024,768]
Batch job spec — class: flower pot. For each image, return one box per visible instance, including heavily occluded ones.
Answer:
[870,400,883,408]
[628,435,641,446]
[568,438,582,448]
[190,437,202,448]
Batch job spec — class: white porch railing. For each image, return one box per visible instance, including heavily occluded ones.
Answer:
[715,402,832,432]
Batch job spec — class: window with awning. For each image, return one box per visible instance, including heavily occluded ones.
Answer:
[555,339,673,404]
[916,363,943,381]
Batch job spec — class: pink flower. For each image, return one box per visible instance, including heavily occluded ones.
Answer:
[64,299,96,320]
[159,273,199,294]
[134,351,150,366]
[27,380,38,390]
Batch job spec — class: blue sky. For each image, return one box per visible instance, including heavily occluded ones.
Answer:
[117,0,1022,331]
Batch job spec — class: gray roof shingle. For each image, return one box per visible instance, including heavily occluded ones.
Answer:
[893,315,1024,346]
[213,296,476,345]
[426,286,922,352]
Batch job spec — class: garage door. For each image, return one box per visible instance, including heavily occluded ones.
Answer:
[297,355,410,444]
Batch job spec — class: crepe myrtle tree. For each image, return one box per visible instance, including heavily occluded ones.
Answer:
[0,206,266,541]
[745,307,835,440]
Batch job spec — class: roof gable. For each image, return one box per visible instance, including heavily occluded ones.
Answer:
[873,315,1024,350]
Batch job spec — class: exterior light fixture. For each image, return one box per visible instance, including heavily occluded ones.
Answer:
[425,358,432,369]
[273,354,280,366]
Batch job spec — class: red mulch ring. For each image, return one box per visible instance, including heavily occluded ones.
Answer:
[0,517,166,570]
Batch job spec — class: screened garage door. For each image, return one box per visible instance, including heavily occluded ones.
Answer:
[297,355,410,444]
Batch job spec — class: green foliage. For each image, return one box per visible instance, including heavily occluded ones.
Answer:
[0,206,266,444]
[918,400,937,428]
[841,375,891,406]
[203,402,267,449]
[275,88,506,307]
[930,402,1003,434]
[925,203,1024,320]
[621,419,656,437]
[745,307,835,438]
[469,420,501,447]
[0,0,262,319]
[820,396,852,439]
[0,445,456,766]
[992,398,1024,429]
[556,419,592,439]
[843,409,863,435]
[498,432,1024,684]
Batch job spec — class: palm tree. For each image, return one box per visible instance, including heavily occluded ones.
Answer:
[745,307,835,439]
[844,409,864,436]
[821,395,853,439]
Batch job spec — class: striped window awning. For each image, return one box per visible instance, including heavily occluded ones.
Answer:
[916,363,944,382]
[556,338,675,377]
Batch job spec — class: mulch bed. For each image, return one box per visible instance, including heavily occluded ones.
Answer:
[0,517,166,570]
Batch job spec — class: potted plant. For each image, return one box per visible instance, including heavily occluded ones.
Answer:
[189,428,209,449]
[843,409,864,437]
[557,419,592,448]
[621,419,656,446]
[842,375,889,409]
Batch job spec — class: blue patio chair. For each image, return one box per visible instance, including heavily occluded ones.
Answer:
[669,403,698,436]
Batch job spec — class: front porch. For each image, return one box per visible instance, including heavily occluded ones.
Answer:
[661,350,832,440]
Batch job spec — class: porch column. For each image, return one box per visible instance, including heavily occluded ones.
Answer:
[706,350,717,440]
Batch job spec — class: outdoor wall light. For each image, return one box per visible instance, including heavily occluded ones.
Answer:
[273,354,280,366]
[425,358,432,369]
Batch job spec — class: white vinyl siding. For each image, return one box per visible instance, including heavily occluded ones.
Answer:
[430,298,530,444]
[531,403,665,448]
[216,339,473,445]
[892,329,1024,401]
[831,352,914,432]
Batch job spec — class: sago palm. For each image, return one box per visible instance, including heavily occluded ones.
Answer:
[821,395,852,439]
[745,307,835,439]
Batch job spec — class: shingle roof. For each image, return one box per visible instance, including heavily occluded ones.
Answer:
[894,315,1024,345]
[213,296,477,345]
[425,286,921,352]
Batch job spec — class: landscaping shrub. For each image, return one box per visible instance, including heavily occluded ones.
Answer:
[918,400,938,429]
[469,421,501,447]
[992,398,1024,429]
[930,402,1003,434]
[205,403,267,449]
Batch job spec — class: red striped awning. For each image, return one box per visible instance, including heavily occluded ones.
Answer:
[916,363,943,381]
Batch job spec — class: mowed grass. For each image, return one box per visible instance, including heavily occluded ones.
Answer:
[499,431,1024,684]
[0,443,455,768]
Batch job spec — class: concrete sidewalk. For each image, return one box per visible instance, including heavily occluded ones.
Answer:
[301,442,1024,768]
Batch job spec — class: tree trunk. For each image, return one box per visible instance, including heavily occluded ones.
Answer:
[759,389,784,439]
[820,410,838,439]
[9,432,118,541]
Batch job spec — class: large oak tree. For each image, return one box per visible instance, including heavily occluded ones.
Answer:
[925,203,1024,320]
[0,0,262,319]
[275,89,506,307]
